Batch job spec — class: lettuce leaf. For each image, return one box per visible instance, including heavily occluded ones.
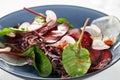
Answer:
[62,43,91,77]
[0,27,25,36]
[57,18,73,28]
[22,46,52,77]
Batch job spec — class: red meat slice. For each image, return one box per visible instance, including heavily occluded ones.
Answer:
[88,47,112,72]
[68,28,92,49]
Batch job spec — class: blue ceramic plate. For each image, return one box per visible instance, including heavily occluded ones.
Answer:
[0,5,120,80]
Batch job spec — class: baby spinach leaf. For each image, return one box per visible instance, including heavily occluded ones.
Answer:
[62,18,91,77]
[22,46,52,77]
[62,43,91,77]
[0,27,25,36]
[33,46,52,77]
[22,46,34,57]
[57,18,73,28]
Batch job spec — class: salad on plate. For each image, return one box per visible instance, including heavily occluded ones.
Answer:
[0,7,120,78]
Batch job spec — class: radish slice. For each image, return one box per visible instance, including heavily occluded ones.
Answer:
[19,22,30,31]
[92,39,110,50]
[0,47,11,52]
[85,25,102,39]
[6,33,16,37]
[27,23,42,31]
[50,35,76,48]
[0,47,27,66]
[0,47,28,66]
[84,24,110,50]
[52,23,69,36]
[0,54,28,66]
[46,10,57,26]
[19,20,44,31]
[92,16,120,45]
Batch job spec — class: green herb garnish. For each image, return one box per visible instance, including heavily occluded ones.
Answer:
[62,18,91,77]
[23,46,52,77]
[0,27,25,36]
[57,18,73,28]
[33,16,45,25]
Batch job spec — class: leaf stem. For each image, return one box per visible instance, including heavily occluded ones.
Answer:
[77,18,90,48]
[24,7,46,19]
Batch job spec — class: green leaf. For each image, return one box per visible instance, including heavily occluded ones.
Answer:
[57,18,67,24]
[57,18,73,28]
[0,27,24,36]
[33,16,45,25]
[22,46,52,77]
[62,43,91,77]
[33,46,52,77]
[22,46,35,57]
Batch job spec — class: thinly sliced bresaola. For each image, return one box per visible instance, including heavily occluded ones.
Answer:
[43,23,69,43]
[88,48,112,72]
[68,28,93,49]
[68,28,81,41]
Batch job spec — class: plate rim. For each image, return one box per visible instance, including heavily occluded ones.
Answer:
[1,5,118,80]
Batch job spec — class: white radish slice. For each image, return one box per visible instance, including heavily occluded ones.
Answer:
[32,16,45,25]
[51,35,76,47]
[85,25,102,39]
[0,47,11,52]
[27,23,42,31]
[52,23,69,36]
[92,16,120,45]
[0,54,28,66]
[46,10,57,26]
[92,39,110,50]
[19,22,30,31]
[7,32,16,37]
[0,47,27,66]
[19,22,43,31]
